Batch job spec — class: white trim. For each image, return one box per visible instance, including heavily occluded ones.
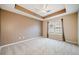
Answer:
[0,37,41,49]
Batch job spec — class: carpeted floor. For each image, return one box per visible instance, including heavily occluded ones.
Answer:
[0,37,79,55]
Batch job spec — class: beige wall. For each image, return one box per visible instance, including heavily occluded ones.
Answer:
[78,11,79,45]
[0,9,42,46]
[63,13,77,44]
[0,9,1,43]
[42,21,47,38]
[43,13,77,44]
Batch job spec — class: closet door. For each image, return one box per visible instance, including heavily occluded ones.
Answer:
[48,19,64,41]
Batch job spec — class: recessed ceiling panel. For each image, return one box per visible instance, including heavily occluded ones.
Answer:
[19,4,65,17]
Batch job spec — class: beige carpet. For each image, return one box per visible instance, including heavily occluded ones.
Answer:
[0,37,79,55]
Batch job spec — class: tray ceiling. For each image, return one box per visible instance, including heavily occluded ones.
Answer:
[19,4,65,17]
[0,4,79,20]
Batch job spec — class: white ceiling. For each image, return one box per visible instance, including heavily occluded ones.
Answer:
[19,4,65,17]
[0,4,79,21]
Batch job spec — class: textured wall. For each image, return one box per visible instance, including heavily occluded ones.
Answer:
[78,12,79,45]
[63,13,77,44]
[0,9,42,46]
[42,21,47,38]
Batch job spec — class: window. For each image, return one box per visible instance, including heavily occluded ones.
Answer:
[48,19,62,35]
